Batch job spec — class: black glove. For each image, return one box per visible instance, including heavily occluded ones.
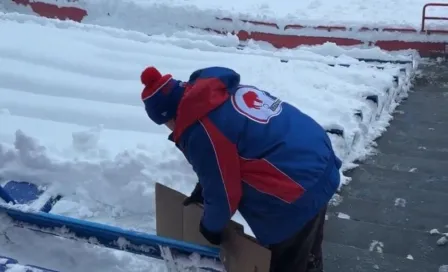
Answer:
[200,221,222,245]
[183,182,204,206]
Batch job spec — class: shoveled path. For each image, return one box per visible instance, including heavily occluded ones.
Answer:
[323,59,448,272]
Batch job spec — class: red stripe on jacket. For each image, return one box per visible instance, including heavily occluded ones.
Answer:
[200,117,242,214]
[240,157,305,203]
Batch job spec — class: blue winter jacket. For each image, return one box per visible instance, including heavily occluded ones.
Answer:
[169,67,341,246]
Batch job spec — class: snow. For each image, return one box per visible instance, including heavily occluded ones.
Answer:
[337,212,351,220]
[131,0,448,29]
[7,0,448,30]
[125,0,439,25]
[429,228,448,247]
[369,240,384,254]
[0,8,415,272]
[394,198,407,207]
[437,236,448,246]
[5,0,448,48]
[430,228,441,235]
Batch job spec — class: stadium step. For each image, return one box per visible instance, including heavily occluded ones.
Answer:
[330,171,448,224]
[328,194,447,232]
[376,139,448,161]
[324,216,446,265]
[323,241,440,272]
[382,117,448,140]
[375,119,448,160]
[346,164,448,194]
[362,152,448,175]
[325,60,448,271]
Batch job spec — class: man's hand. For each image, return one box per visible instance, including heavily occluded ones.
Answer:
[183,182,204,206]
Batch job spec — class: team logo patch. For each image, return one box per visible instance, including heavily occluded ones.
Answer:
[231,86,283,123]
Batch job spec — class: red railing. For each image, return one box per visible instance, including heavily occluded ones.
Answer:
[421,3,448,33]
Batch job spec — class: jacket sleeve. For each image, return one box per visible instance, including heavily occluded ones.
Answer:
[184,118,242,233]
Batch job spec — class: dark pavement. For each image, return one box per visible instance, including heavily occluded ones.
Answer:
[323,60,448,272]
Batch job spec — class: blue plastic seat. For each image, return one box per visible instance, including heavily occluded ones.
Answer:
[0,256,18,272]
[0,180,62,212]
[2,181,43,204]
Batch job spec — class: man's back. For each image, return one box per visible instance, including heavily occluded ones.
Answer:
[211,84,336,189]
[200,84,341,245]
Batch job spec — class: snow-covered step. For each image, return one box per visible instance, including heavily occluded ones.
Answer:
[328,196,447,232]
[324,217,447,265]
[323,241,440,272]
[347,164,448,194]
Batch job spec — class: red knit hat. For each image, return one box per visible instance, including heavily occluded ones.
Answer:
[141,67,185,125]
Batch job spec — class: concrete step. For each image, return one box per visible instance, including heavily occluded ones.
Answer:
[392,111,448,125]
[346,164,448,194]
[400,89,448,102]
[375,119,448,160]
[328,196,447,232]
[413,62,448,87]
[340,178,448,215]
[362,152,448,176]
[393,91,448,123]
[376,140,448,161]
[385,117,448,139]
[391,112,447,132]
[325,61,448,271]
[323,241,440,272]
[324,217,447,265]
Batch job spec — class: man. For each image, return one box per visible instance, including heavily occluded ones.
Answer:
[140,66,341,272]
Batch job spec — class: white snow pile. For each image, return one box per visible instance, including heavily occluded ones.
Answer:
[5,0,448,32]
[430,228,448,246]
[0,10,418,272]
[0,11,416,195]
[337,212,351,220]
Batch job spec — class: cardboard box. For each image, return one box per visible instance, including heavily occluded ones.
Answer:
[155,182,271,272]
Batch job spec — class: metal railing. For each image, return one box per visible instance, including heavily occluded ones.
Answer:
[421,3,448,33]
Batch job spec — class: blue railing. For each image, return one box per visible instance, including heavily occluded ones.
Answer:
[0,183,223,272]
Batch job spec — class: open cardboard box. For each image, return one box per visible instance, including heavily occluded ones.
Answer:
[155,182,271,272]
